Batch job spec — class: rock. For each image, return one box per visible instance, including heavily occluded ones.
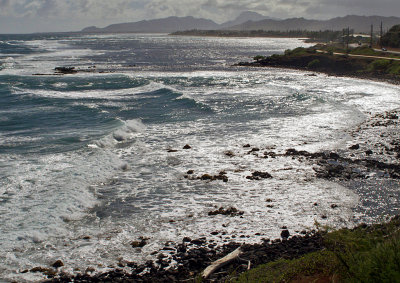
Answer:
[243,144,251,148]
[285,148,311,157]
[264,151,277,158]
[131,238,147,248]
[85,267,96,273]
[387,113,398,119]
[55,66,77,74]
[191,238,206,245]
[30,267,57,277]
[187,170,194,174]
[349,144,360,150]
[246,171,272,180]
[52,260,64,268]
[208,206,244,217]
[365,150,373,155]
[168,149,178,152]
[331,204,338,209]
[200,174,213,180]
[329,152,340,159]
[281,229,290,239]
[224,150,235,157]
[182,237,191,243]
[158,253,167,259]
[198,173,228,182]
[183,144,192,149]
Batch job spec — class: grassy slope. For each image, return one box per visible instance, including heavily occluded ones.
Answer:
[234,217,400,282]
[249,46,400,81]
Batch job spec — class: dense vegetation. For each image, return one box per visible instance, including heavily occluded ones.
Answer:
[235,217,400,282]
[244,46,400,78]
[381,25,400,48]
[171,29,343,42]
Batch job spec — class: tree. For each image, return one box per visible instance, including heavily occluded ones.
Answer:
[381,25,400,48]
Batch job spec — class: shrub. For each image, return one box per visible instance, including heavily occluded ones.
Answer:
[306,47,317,54]
[368,59,391,72]
[253,55,266,62]
[285,47,308,56]
[387,61,400,75]
[381,24,400,48]
[307,59,321,69]
[350,47,378,56]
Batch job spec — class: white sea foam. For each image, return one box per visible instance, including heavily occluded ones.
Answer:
[11,81,175,101]
[92,119,146,150]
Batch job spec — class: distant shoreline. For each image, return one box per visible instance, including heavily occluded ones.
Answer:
[235,47,400,85]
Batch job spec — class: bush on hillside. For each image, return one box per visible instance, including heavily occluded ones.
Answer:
[381,25,400,48]
[367,59,391,72]
[307,59,321,69]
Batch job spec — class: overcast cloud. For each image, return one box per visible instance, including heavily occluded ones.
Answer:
[0,0,399,33]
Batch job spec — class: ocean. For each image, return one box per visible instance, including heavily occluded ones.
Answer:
[1,33,400,282]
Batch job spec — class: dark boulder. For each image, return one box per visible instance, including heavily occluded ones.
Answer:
[349,144,360,150]
[246,171,273,180]
[52,260,64,268]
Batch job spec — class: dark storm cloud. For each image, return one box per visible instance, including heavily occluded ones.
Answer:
[0,0,399,33]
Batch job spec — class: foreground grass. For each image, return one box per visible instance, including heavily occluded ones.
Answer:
[235,216,400,282]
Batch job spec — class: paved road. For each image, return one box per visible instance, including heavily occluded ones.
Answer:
[317,50,400,61]
[374,48,400,55]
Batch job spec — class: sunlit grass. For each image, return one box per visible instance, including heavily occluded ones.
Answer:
[234,216,400,282]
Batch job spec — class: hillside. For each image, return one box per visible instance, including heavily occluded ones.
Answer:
[81,14,400,34]
[218,11,274,29]
[81,16,219,33]
[229,15,400,33]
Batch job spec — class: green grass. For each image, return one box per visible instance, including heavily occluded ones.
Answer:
[284,47,310,56]
[235,250,341,283]
[367,59,400,75]
[349,47,380,56]
[307,59,320,69]
[234,217,400,283]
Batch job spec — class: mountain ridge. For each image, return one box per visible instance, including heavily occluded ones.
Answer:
[228,15,400,33]
[81,14,400,34]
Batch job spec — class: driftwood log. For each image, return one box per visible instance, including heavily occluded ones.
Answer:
[201,247,243,279]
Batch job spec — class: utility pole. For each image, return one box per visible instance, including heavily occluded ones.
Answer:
[346,27,350,53]
[370,24,373,48]
[380,21,383,48]
[342,28,346,47]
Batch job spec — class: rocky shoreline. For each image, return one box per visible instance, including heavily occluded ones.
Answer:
[46,232,323,282]
[36,103,400,282]
[236,51,400,86]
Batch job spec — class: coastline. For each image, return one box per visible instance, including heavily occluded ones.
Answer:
[236,48,400,86]
[27,52,399,282]
[42,107,400,282]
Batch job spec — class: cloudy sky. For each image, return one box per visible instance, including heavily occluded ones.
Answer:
[0,0,399,33]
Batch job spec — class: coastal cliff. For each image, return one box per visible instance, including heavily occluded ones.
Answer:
[237,46,400,84]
